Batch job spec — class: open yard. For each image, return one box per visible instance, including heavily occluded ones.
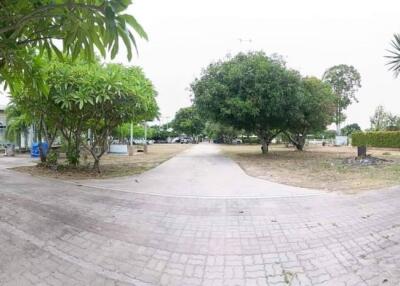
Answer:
[12,144,191,180]
[221,144,400,192]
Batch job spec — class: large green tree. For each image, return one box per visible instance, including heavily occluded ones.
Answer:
[322,65,361,135]
[192,51,303,153]
[0,0,147,91]
[172,106,204,141]
[50,60,158,170]
[285,77,336,150]
[10,56,158,171]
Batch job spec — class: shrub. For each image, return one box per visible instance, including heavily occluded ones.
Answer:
[242,137,260,144]
[352,131,400,148]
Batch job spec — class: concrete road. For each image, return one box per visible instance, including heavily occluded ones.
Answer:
[0,144,399,286]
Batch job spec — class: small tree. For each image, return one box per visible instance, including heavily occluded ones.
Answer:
[341,123,362,136]
[204,122,240,143]
[285,77,336,150]
[8,57,158,171]
[49,62,158,171]
[370,105,400,131]
[172,106,204,142]
[322,65,361,135]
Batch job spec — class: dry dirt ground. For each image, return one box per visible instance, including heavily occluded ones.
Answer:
[221,144,400,193]
[12,144,191,180]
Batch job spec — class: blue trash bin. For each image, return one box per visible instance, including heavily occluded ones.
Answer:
[31,142,49,158]
[31,143,39,157]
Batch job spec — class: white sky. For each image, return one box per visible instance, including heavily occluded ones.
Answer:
[118,0,400,129]
[2,0,400,129]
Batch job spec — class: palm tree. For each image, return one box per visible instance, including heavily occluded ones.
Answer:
[387,34,400,77]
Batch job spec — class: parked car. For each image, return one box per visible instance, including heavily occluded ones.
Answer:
[180,138,190,144]
[232,138,243,144]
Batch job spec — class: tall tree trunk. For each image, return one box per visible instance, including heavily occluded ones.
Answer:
[93,157,100,173]
[294,135,305,151]
[286,132,306,151]
[38,119,46,163]
[295,142,304,151]
[261,138,269,154]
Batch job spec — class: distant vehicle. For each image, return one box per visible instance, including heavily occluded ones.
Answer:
[171,137,181,143]
[132,139,153,145]
[180,138,190,144]
[232,138,242,144]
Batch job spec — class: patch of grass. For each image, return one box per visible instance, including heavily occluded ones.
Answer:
[11,144,191,180]
[282,270,295,284]
[221,144,400,192]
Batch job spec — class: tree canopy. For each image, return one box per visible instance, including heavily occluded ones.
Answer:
[192,51,303,153]
[172,106,204,140]
[285,77,336,150]
[341,123,362,136]
[8,56,158,170]
[0,0,147,91]
[204,122,240,144]
[322,65,361,135]
[370,105,400,131]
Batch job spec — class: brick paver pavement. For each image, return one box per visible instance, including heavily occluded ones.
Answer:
[0,144,399,286]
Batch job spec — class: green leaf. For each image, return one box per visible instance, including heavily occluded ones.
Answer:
[117,26,132,61]
[120,14,148,40]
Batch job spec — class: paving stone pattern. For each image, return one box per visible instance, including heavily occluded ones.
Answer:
[0,145,399,286]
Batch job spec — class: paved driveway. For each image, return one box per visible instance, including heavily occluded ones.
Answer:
[0,144,399,286]
[77,144,322,198]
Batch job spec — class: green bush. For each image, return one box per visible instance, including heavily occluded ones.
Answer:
[352,131,400,148]
[242,137,260,144]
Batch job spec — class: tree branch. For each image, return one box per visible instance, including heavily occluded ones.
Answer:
[0,2,106,35]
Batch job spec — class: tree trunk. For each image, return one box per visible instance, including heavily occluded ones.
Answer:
[295,143,303,151]
[38,120,47,163]
[24,129,28,150]
[17,132,21,152]
[261,138,269,154]
[93,158,100,173]
[294,136,305,151]
[286,132,306,151]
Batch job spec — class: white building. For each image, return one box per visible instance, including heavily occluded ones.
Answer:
[0,87,8,145]
[0,104,6,144]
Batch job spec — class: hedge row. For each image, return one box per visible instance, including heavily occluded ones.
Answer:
[352,131,400,148]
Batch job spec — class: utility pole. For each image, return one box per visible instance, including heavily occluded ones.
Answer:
[130,122,133,145]
[143,121,148,153]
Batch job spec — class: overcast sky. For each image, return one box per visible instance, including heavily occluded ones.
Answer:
[2,0,400,129]
[115,0,400,129]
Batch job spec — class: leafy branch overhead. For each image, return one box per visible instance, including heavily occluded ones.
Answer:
[0,0,147,89]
